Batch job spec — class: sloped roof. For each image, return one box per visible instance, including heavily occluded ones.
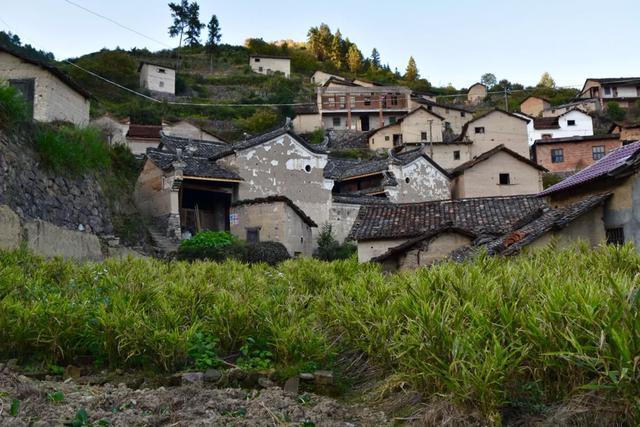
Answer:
[367,106,445,138]
[159,133,229,158]
[0,45,91,98]
[127,124,162,139]
[349,195,546,241]
[411,96,473,113]
[137,61,175,72]
[533,116,560,130]
[332,194,393,205]
[586,77,640,85]
[232,196,316,227]
[146,148,242,181]
[539,141,640,196]
[456,108,530,141]
[450,145,547,176]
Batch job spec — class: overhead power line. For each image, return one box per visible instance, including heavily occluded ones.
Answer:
[62,0,173,49]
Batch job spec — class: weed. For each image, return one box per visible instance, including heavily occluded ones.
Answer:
[10,399,20,416]
[65,408,90,426]
[48,364,65,375]
[187,332,220,370]
[48,390,65,403]
[237,338,274,370]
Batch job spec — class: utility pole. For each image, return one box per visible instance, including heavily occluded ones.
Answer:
[504,87,509,111]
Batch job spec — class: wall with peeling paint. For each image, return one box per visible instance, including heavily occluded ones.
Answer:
[387,157,451,203]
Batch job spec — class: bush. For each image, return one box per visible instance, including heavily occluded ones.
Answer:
[307,128,325,145]
[313,223,357,261]
[542,172,564,189]
[244,241,290,265]
[235,108,281,134]
[607,101,626,122]
[34,124,111,175]
[0,84,28,128]
[177,231,240,261]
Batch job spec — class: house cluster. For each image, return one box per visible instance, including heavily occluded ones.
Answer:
[2,43,640,268]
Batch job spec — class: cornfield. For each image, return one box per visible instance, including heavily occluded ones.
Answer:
[0,242,639,422]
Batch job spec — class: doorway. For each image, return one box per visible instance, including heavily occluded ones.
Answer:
[360,115,370,131]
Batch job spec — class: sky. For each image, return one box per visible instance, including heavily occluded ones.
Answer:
[2,0,639,88]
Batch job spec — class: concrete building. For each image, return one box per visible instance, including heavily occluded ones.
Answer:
[451,145,546,198]
[249,55,291,78]
[519,96,551,117]
[541,98,600,117]
[139,62,175,95]
[457,109,531,158]
[349,193,608,270]
[578,77,640,109]
[467,83,487,104]
[531,134,622,174]
[410,97,473,135]
[368,106,446,151]
[0,46,90,125]
[540,141,640,248]
[517,109,594,146]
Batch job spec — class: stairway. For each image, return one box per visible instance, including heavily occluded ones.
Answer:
[147,225,180,258]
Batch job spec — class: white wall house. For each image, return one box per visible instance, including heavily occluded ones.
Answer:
[249,55,290,78]
[0,47,90,125]
[139,62,175,95]
[517,109,594,145]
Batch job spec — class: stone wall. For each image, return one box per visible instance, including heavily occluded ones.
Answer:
[0,132,113,235]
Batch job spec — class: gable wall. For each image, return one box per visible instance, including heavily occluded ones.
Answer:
[470,112,529,158]
[163,121,222,142]
[387,157,451,203]
[520,98,550,117]
[424,143,473,170]
[400,109,444,143]
[396,232,473,270]
[528,206,606,250]
[0,52,90,125]
[139,63,175,94]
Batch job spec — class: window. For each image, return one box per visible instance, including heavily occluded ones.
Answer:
[364,96,371,106]
[159,81,164,88]
[332,117,341,127]
[389,117,397,124]
[421,131,428,141]
[606,227,624,245]
[254,58,261,62]
[390,94,399,106]
[499,173,510,185]
[567,119,576,126]
[460,111,466,117]
[246,228,260,244]
[592,145,605,160]
[445,121,451,130]
[258,66,263,72]
[158,68,166,73]
[338,96,346,108]
[474,126,485,134]
[551,148,564,163]
[453,150,460,160]
[327,97,335,107]
[604,87,611,96]
[350,96,356,107]
[427,105,433,111]
[384,135,390,141]
[304,164,312,173]
[405,177,410,184]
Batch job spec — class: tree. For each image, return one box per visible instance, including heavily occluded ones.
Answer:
[347,45,362,73]
[370,48,380,68]
[404,56,418,81]
[205,15,221,52]
[330,29,343,69]
[480,73,497,88]
[538,72,556,88]
[606,101,626,122]
[168,1,203,48]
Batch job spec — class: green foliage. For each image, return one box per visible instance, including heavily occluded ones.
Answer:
[313,224,356,261]
[404,56,419,81]
[65,408,90,427]
[236,337,274,370]
[0,30,54,62]
[307,128,325,145]
[537,71,556,88]
[235,108,281,134]
[542,172,564,189]
[10,399,20,416]
[205,15,222,52]
[177,231,242,262]
[168,0,204,47]
[3,244,640,422]
[48,390,65,403]
[607,101,627,122]
[34,124,111,175]
[187,332,220,370]
[0,84,28,129]
[48,364,65,375]
[180,230,237,250]
[480,73,497,87]
[244,241,291,265]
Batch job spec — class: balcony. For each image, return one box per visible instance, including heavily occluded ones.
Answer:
[319,86,411,113]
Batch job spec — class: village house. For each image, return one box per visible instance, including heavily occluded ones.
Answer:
[349,193,609,270]
[456,108,530,158]
[541,98,600,117]
[467,83,487,104]
[578,77,640,110]
[409,96,472,136]
[450,145,546,198]
[531,134,622,175]
[249,54,291,78]
[139,62,175,95]
[516,109,594,146]
[539,141,640,248]
[91,114,129,146]
[126,124,162,155]
[0,45,90,125]
[162,119,226,142]
[367,106,446,150]
[519,96,550,117]
[609,122,640,145]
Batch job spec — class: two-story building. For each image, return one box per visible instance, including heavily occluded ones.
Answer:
[578,77,640,109]
[516,109,594,146]
[249,55,291,78]
[139,62,175,95]
[531,134,622,175]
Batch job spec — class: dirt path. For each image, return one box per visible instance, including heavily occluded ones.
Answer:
[0,368,388,426]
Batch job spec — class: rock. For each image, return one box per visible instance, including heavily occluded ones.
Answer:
[299,372,314,381]
[181,372,204,386]
[64,365,81,380]
[313,370,334,385]
[283,376,299,396]
[7,359,19,369]
[257,377,275,388]
[0,206,21,250]
[203,368,222,383]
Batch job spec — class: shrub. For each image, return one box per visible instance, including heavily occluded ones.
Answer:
[307,128,325,145]
[244,241,290,265]
[607,101,626,122]
[177,231,241,261]
[314,223,356,261]
[542,172,563,189]
[34,124,111,175]
[0,84,28,128]
[235,108,281,134]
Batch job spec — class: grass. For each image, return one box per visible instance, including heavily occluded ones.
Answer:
[0,84,28,129]
[0,243,639,422]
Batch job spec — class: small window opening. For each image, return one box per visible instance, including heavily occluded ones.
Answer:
[499,173,510,185]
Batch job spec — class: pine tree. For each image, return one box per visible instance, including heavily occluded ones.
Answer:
[183,2,204,46]
[205,15,221,53]
[347,45,362,73]
[371,48,380,68]
[330,29,343,69]
[537,72,556,88]
[404,56,418,81]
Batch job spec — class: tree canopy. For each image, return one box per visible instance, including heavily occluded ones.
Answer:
[405,56,418,81]
[206,15,221,52]
[168,0,204,47]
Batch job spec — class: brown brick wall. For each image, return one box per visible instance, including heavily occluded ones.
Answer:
[535,138,622,173]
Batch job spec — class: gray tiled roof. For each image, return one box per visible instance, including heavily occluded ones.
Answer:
[159,134,229,158]
[349,195,547,241]
[146,149,243,181]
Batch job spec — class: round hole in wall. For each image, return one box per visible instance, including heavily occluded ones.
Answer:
[405,177,410,184]
[304,165,312,173]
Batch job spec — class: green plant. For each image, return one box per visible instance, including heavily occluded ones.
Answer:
[48,390,65,403]
[235,108,281,134]
[179,230,237,250]
[307,128,325,145]
[10,399,20,416]
[48,364,65,375]
[607,101,626,122]
[244,241,290,265]
[236,337,274,370]
[187,332,220,370]
[65,408,89,427]
[177,231,244,261]
[313,224,356,261]
[0,84,28,128]
[542,172,564,189]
